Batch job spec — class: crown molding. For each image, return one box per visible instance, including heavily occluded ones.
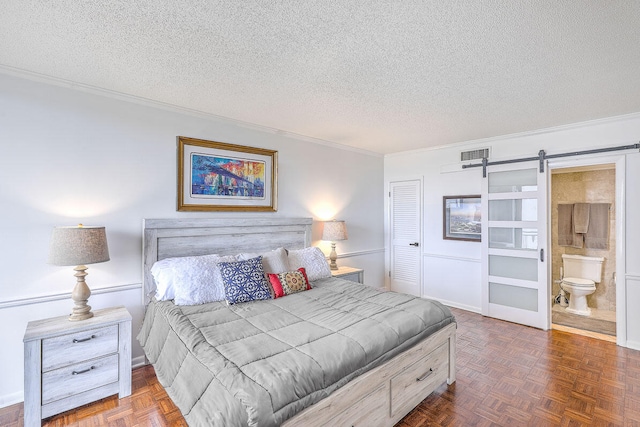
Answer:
[0,64,382,158]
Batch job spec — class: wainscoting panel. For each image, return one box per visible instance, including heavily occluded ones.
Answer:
[423,254,481,312]
[626,275,640,350]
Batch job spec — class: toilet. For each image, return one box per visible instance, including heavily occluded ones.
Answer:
[560,254,604,316]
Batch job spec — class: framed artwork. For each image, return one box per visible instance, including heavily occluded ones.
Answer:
[443,195,481,241]
[177,136,277,212]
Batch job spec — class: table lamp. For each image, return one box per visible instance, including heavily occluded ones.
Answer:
[48,225,110,321]
[322,220,348,270]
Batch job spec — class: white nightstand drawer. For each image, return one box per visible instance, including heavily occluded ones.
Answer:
[42,353,119,405]
[42,325,118,371]
[24,307,132,426]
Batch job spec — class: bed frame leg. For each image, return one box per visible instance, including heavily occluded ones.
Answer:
[447,330,456,385]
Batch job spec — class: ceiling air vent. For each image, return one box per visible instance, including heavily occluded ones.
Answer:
[460,147,490,162]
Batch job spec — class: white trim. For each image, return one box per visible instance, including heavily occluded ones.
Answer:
[547,153,628,347]
[423,253,481,263]
[627,341,640,351]
[132,356,147,369]
[0,64,382,158]
[425,297,481,314]
[384,113,640,158]
[0,391,23,409]
[334,248,385,259]
[627,274,640,280]
[0,283,141,310]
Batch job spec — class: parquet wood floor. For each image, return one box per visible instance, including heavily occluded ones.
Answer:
[1,307,639,426]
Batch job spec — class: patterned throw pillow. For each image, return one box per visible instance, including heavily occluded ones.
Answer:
[219,256,272,305]
[268,268,311,298]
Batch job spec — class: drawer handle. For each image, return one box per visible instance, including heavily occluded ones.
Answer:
[73,335,96,343]
[416,368,434,382]
[72,366,95,376]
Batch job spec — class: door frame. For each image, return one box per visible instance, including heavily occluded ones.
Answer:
[386,176,423,294]
[547,153,626,346]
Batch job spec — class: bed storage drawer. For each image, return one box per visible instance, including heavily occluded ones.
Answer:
[390,342,449,418]
[328,383,388,427]
[42,354,119,405]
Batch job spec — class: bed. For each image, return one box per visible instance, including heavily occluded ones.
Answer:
[138,217,456,427]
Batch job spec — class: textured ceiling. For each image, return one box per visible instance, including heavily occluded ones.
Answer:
[1,1,640,154]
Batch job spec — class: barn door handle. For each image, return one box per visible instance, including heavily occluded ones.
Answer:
[409,242,419,247]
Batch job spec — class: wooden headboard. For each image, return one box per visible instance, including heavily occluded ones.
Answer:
[142,217,313,303]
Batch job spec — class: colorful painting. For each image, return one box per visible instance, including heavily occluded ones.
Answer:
[191,154,266,199]
[443,195,481,241]
[178,137,277,211]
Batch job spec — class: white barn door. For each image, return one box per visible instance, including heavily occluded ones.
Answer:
[482,162,549,329]
[389,180,422,297]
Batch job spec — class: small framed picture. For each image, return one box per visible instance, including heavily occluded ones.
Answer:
[177,136,277,212]
[443,195,481,241]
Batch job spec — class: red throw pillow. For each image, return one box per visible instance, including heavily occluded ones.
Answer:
[268,268,311,298]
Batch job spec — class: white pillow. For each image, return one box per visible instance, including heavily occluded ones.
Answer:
[150,254,240,305]
[150,254,218,301]
[287,247,332,281]
[237,247,290,274]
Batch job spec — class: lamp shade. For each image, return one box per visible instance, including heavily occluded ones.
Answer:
[322,220,348,241]
[48,226,110,266]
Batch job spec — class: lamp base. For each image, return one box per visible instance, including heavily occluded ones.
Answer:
[69,265,94,321]
[329,242,338,270]
[69,308,94,322]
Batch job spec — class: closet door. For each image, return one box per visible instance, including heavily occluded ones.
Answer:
[481,162,549,329]
[389,180,422,297]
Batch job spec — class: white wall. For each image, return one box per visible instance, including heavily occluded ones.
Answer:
[0,72,385,406]
[384,113,640,347]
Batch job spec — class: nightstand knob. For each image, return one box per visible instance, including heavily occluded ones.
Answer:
[72,335,96,343]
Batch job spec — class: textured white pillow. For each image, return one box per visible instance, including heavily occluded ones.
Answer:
[151,254,217,300]
[287,247,332,281]
[151,254,240,305]
[237,247,290,274]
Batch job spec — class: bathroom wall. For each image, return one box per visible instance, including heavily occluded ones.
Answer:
[551,167,616,311]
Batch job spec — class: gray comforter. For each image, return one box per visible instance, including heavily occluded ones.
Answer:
[137,277,455,427]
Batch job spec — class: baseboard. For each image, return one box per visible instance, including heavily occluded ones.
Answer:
[626,340,640,351]
[132,355,147,369]
[0,391,23,409]
[424,296,481,314]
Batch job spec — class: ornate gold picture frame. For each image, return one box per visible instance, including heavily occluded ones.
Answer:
[177,136,277,212]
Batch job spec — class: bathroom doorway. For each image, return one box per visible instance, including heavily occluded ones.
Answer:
[549,164,616,340]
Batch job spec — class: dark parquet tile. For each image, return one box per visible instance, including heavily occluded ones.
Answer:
[1,307,638,426]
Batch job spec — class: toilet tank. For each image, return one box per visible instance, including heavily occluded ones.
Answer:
[562,254,604,283]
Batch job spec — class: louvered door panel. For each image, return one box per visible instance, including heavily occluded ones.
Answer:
[390,180,422,297]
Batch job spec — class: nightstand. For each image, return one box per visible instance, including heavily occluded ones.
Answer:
[23,306,131,426]
[331,266,364,284]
